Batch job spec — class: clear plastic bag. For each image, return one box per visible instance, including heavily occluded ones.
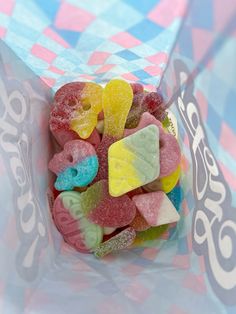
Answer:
[0,1,236,313]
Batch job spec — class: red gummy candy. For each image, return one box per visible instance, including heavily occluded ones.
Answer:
[130,83,144,94]
[49,82,102,148]
[142,91,164,113]
[95,135,115,181]
[86,180,136,228]
[159,132,181,178]
[52,193,89,253]
[49,139,97,174]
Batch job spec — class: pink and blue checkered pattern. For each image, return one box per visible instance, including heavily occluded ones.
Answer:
[0,0,187,90]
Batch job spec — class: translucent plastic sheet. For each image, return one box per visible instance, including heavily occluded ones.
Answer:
[0,1,236,313]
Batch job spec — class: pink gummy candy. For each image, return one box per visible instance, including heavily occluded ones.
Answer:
[142,92,164,113]
[52,192,90,253]
[132,191,180,227]
[94,135,115,181]
[49,139,97,174]
[86,180,136,227]
[49,82,102,147]
[54,82,85,105]
[50,122,101,149]
[159,132,181,178]
[49,82,85,144]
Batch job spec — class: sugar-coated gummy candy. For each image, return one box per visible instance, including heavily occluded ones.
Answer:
[133,224,168,246]
[159,132,181,178]
[95,135,115,181]
[125,91,164,128]
[83,180,136,227]
[49,80,182,256]
[95,79,133,181]
[50,82,103,143]
[94,227,136,258]
[49,140,98,191]
[52,191,103,253]
[103,79,133,138]
[167,185,182,212]
[143,164,181,194]
[132,191,180,227]
[143,92,164,114]
[125,112,181,179]
[108,125,160,197]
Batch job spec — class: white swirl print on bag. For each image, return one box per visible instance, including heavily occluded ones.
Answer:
[173,59,236,305]
[0,68,48,281]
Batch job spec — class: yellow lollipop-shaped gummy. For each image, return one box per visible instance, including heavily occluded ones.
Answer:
[103,79,133,139]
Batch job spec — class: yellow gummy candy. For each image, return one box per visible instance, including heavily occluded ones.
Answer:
[103,79,133,139]
[70,82,103,139]
[109,125,160,197]
[108,141,143,196]
[143,164,181,194]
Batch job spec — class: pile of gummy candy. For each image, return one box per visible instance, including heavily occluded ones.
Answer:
[49,79,181,258]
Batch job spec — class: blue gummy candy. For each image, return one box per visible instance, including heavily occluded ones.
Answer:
[55,156,98,191]
[167,185,183,212]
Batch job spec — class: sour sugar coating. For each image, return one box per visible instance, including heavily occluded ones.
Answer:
[125,93,145,128]
[50,82,103,143]
[96,79,133,180]
[94,135,115,182]
[49,82,84,145]
[142,92,164,114]
[70,82,103,139]
[143,164,181,194]
[52,191,103,253]
[94,227,136,258]
[125,91,164,128]
[50,92,101,148]
[108,125,160,197]
[133,224,168,246]
[83,180,136,228]
[125,112,181,179]
[159,132,181,178]
[132,191,180,227]
[103,79,133,139]
[167,185,182,212]
[48,140,98,191]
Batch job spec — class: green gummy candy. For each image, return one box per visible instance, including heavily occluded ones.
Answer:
[134,224,169,244]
